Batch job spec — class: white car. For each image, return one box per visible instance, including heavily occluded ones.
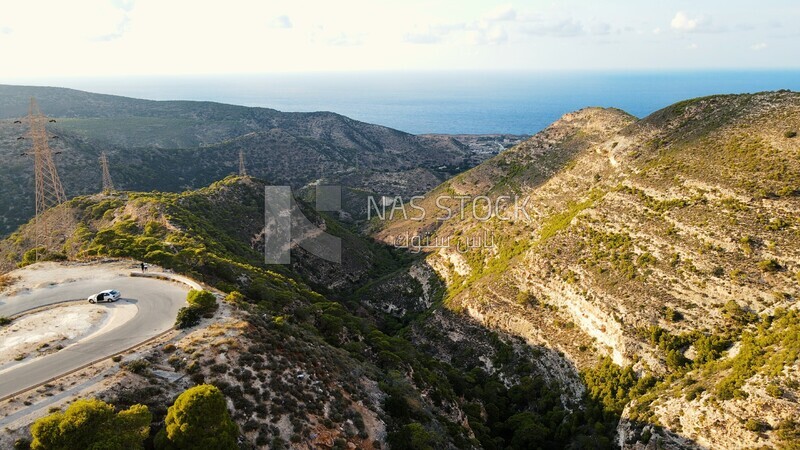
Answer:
[88,289,121,303]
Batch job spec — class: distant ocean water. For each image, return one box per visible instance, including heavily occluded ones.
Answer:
[17,70,800,135]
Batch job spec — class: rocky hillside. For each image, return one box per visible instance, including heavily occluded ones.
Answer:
[375,91,800,448]
[0,176,628,449]
[3,91,798,449]
[0,84,525,235]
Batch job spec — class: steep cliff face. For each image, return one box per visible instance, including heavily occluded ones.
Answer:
[376,91,800,447]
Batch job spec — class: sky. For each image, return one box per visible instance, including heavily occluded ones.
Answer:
[0,0,798,78]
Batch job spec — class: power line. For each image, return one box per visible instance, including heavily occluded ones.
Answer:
[239,149,247,176]
[100,152,115,194]
[17,98,67,261]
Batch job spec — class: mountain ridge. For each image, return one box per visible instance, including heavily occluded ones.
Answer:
[0,84,526,235]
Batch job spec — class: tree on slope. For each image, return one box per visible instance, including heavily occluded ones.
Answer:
[155,384,238,450]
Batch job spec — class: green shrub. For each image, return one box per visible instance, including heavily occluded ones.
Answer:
[123,359,151,376]
[187,289,217,312]
[766,383,783,398]
[664,307,683,322]
[163,343,177,353]
[723,300,757,325]
[777,419,800,444]
[155,384,238,450]
[784,130,797,139]
[693,334,731,365]
[223,291,245,304]
[0,316,12,326]
[175,306,203,329]
[684,386,705,401]
[31,399,151,450]
[388,422,438,450]
[19,247,67,267]
[582,357,649,415]
[745,418,768,433]
[758,259,781,273]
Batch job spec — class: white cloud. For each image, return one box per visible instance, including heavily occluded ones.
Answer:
[671,11,700,31]
[750,42,767,50]
[670,11,721,33]
[270,15,292,29]
[687,43,699,50]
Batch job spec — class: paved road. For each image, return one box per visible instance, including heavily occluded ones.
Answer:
[0,271,188,400]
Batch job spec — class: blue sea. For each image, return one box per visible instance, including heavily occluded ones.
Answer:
[16,70,800,135]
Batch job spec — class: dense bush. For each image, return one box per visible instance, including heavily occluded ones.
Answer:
[19,247,67,268]
[155,384,238,450]
[713,309,800,400]
[175,306,203,329]
[388,422,439,450]
[583,357,648,416]
[723,300,757,325]
[31,399,151,450]
[224,290,245,304]
[186,289,217,312]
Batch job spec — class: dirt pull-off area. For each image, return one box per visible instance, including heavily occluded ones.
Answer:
[0,302,136,373]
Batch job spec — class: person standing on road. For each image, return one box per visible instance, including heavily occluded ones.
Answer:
[141,262,146,272]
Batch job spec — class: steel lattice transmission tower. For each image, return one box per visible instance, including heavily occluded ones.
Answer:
[239,149,247,176]
[21,98,67,255]
[99,152,115,193]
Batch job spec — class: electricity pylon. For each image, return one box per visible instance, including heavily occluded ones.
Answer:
[18,98,67,259]
[100,152,115,193]
[239,149,247,176]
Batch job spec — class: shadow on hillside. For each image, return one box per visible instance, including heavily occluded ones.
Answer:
[340,253,708,449]
[441,304,707,449]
